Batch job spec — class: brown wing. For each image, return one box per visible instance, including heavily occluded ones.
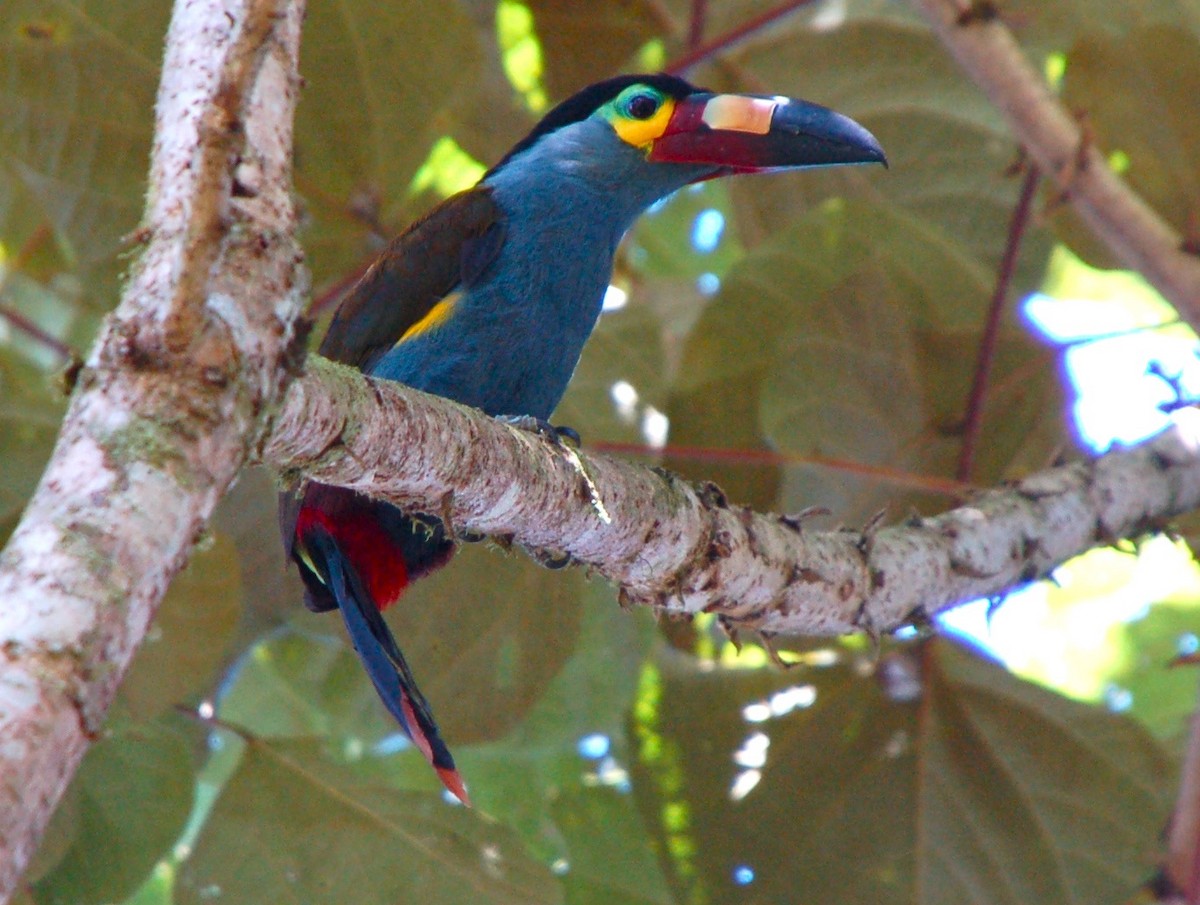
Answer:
[317,186,506,372]
[280,187,506,559]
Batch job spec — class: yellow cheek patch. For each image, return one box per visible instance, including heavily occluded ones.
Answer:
[701,95,777,135]
[612,97,677,150]
[397,292,460,346]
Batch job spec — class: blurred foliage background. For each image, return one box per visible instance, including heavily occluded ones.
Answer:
[3,0,1199,902]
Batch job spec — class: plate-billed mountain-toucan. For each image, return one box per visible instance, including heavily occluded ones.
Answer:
[279,74,885,805]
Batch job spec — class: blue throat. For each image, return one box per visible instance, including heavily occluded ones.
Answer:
[370,118,713,420]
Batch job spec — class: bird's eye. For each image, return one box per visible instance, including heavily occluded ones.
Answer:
[626,93,659,120]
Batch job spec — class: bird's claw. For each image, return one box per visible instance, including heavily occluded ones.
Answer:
[497,414,582,448]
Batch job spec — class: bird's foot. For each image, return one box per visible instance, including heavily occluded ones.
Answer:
[497,414,581,448]
[497,415,609,525]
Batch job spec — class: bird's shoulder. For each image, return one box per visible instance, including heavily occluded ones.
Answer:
[317,186,507,371]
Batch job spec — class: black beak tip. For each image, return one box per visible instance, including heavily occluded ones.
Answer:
[774,100,887,170]
[833,115,887,169]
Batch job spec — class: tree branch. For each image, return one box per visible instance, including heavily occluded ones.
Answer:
[264,357,1200,637]
[910,0,1200,328]
[666,0,819,75]
[0,0,306,895]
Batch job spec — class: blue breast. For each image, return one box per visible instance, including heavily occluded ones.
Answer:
[370,117,713,420]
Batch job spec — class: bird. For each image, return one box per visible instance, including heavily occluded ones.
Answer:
[279,73,885,805]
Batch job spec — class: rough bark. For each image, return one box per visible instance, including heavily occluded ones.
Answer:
[266,358,1200,636]
[0,0,306,897]
[3,0,1200,896]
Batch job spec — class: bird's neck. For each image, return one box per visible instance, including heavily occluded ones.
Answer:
[485,117,713,259]
[376,121,712,420]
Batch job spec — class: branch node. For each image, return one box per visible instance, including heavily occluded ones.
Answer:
[694,480,730,509]
[778,505,831,533]
[759,632,800,670]
[856,507,888,555]
[717,615,742,652]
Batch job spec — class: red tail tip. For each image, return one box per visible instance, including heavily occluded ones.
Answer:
[437,767,472,808]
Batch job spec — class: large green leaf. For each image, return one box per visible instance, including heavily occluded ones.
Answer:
[219,627,395,741]
[557,298,669,444]
[670,199,1065,522]
[0,0,164,305]
[1059,25,1200,269]
[120,532,243,720]
[525,0,660,98]
[631,638,1170,905]
[176,737,561,905]
[433,583,656,845]
[730,18,1051,296]
[295,0,483,285]
[382,543,586,744]
[222,542,585,750]
[0,350,65,544]
[31,720,195,905]
[554,786,674,905]
[1110,602,1200,748]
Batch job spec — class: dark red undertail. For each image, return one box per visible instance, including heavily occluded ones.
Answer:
[282,484,465,803]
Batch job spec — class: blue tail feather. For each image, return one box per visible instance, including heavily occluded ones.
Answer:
[305,530,466,800]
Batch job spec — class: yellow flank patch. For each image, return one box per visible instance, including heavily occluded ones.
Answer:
[296,544,326,584]
[397,292,460,346]
[613,97,677,150]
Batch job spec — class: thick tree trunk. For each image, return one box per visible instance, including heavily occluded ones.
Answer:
[0,0,306,897]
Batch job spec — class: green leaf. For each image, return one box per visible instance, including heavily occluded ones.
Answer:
[32,720,195,905]
[733,18,1052,297]
[212,466,306,650]
[0,0,165,303]
[1112,601,1200,747]
[435,584,655,842]
[554,786,674,905]
[222,542,585,751]
[387,543,586,745]
[296,0,483,285]
[672,199,1065,522]
[120,532,242,719]
[0,350,65,544]
[557,298,669,444]
[176,738,561,905]
[525,0,660,98]
[1059,24,1200,269]
[219,627,395,741]
[630,638,1170,905]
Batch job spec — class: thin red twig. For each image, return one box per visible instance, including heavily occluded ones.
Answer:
[0,303,73,362]
[0,222,74,361]
[665,0,820,75]
[956,161,1041,483]
[1166,681,1200,901]
[592,439,973,497]
[307,256,374,318]
[686,0,708,50]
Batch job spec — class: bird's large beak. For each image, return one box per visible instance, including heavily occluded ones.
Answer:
[648,93,886,172]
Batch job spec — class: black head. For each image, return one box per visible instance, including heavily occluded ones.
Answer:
[486,73,704,177]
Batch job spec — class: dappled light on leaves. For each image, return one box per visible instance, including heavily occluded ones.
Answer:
[630,638,1170,905]
[5,0,1197,901]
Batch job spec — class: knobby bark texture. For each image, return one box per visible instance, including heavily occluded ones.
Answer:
[910,0,1200,329]
[0,0,306,897]
[1,0,1199,897]
[267,360,1200,637]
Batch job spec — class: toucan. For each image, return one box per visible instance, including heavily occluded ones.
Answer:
[279,74,885,805]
